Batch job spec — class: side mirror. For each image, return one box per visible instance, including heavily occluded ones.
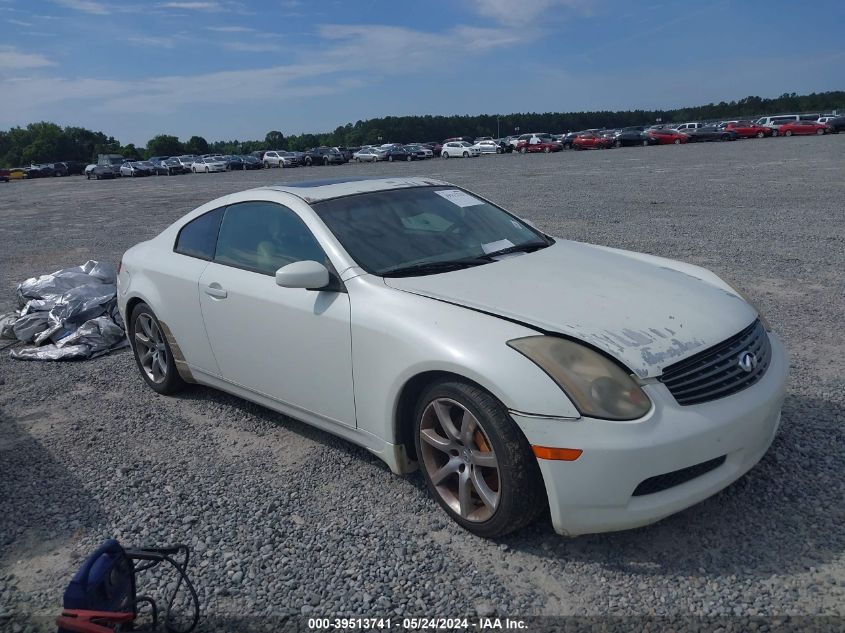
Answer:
[275,261,330,290]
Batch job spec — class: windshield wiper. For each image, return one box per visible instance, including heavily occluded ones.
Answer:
[379,257,490,278]
[482,241,550,259]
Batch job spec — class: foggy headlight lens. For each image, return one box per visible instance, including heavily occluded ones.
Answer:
[508,336,652,421]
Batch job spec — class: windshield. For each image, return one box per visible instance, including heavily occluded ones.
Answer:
[313,186,551,277]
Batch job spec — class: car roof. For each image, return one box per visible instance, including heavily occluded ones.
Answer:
[260,176,451,203]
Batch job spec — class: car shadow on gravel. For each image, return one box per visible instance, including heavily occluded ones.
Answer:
[0,413,107,570]
[497,393,845,579]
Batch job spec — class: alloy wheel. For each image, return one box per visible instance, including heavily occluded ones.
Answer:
[134,314,168,384]
[418,398,501,522]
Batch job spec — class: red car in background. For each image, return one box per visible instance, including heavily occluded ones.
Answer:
[571,133,613,150]
[646,129,689,145]
[721,121,773,138]
[775,120,829,136]
[515,139,563,153]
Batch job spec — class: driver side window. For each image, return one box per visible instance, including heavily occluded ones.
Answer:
[214,201,326,275]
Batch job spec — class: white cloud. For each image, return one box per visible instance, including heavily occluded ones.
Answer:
[0,47,56,69]
[222,41,281,52]
[53,0,110,15]
[471,0,593,25]
[6,18,33,26]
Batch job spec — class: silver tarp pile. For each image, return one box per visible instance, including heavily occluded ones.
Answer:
[0,260,129,360]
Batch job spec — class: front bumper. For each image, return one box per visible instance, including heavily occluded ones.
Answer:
[513,332,788,536]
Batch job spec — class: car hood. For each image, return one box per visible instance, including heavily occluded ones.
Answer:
[383,240,757,378]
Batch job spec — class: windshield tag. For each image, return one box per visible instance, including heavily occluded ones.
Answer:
[482,239,514,254]
[435,189,483,208]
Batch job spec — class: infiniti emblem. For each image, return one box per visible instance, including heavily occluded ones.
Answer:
[738,351,758,373]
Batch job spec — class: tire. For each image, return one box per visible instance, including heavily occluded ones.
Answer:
[413,379,545,538]
[442,151,449,159]
[129,302,186,396]
[642,140,649,146]
[463,152,469,157]
[388,155,394,162]
[543,146,550,153]
[816,128,824,135]
[721,134,730,142]
[86,173,91,180]
[406,154,412,161]
[674,138,681,145]
[784,130,792,137]
[756,131,765,138]
[95,175,100,180]
[496,147,503,154]
[519,147,526,154]
[324,157,330,166]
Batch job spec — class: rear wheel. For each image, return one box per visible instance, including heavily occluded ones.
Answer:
[519,147,526,154]
[674,138,681,145]
[756,131,765,138]
[784,130,792,137]
[442,151,449,159]
[406,154,412,161]
[414,379,545,538]
[816,128,825,135]
[129,303,186,396]
[543,146,550,153]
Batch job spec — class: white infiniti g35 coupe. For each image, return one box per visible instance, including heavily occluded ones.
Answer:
[117,177,787,538]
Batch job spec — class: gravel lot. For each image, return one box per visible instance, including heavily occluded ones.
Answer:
[1,137,843,631]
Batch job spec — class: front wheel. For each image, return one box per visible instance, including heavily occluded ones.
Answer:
[406,154,412,161]
[463,151,469,158]
[129,303,186,395]
[674,138,681,145]
[756,131,765,138]
[519,147,526,154]
[784,130,792,137]
[816,128,825,135]
[543,146,550,153]
[388,155,394,162]
[414,380,545,538]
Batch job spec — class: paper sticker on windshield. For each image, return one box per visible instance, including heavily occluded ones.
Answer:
[482,239,514,254]
[435,189,483,207]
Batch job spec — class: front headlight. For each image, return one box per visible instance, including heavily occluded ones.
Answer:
[508,336,652,421]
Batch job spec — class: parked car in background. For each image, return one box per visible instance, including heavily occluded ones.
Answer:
[471,140,502,154]
[140,160,170,176]
[825,115,845,134]
[281,151,306,167]
[0,168,9,182]
[775,120,829,136]
[353,147,386,162]
[684,126,737,142]
[86,165,117,180]
[120,162,154,177]
[161,158,189,175]
[222,155,245,171]
[404,144,434,159]
[383,146,416,162]
[672,122,703,132]
[720,121,773,138]
[441,141,481,158]
[193,157,228,173]
[240,155,264,170]
[517,138,564,153]
[175,156,196,171]
[571,133,613,150]
[148,156,170,165]
[305,147,346,166]
[646,128,689,145]
[613,128,654,147]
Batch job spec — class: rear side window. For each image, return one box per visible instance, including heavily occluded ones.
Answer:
[174,207,224,260]
[214,201,326,275]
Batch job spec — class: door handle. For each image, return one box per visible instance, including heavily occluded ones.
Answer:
[205,284,227,299]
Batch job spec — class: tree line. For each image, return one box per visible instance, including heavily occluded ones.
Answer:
[1,91,842,167]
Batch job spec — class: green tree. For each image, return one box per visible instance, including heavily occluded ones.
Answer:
[184,135,209,155]
[146,134,183,157]
[264,130,285,149]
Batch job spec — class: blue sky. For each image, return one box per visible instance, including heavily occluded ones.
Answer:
[1,0,843,145]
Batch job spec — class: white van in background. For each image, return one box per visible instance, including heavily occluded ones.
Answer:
[756,114,821,129]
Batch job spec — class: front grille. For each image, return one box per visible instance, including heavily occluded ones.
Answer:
[632,455,726,496]
[660,320,770,406]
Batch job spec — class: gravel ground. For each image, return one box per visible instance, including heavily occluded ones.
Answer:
[1,136,843,632]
